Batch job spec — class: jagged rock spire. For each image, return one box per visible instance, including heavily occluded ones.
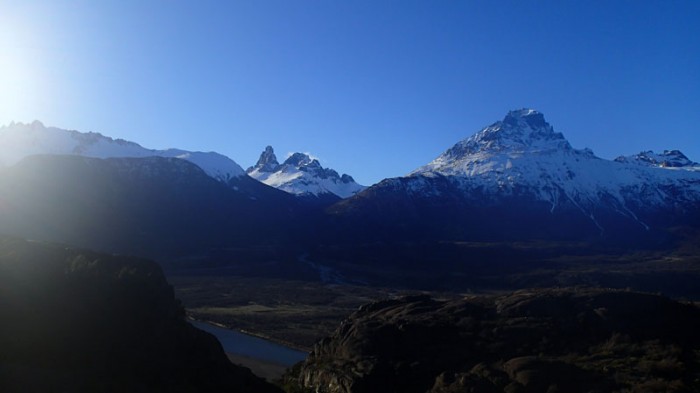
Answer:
[248,145,280,173]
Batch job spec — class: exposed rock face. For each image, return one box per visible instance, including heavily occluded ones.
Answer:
[252,145,281,172]
[293,289,700,393]
[247,145,365,198]
[0,238,281,393]
[615,149,700,170]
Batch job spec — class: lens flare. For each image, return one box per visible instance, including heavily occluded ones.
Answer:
[0,10,47,124]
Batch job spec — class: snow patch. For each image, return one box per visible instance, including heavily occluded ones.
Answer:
[0,122,246,180]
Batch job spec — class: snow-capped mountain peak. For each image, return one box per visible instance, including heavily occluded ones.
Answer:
[0,121,246,181]
[614,150,700,171]
[444,108,572,160]
[247,146,365,199]
[404,109,700,233]
[413,109,576,177]
[284,152,318,168]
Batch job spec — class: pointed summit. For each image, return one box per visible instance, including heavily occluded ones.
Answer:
[247,147,365,198]
[283,152,314,167]
[413,109,574,176]
[248,146,280,173]
[334,109,700,245]
[502,108,548,129]
[462,108,571,155]
[30,120,46,129]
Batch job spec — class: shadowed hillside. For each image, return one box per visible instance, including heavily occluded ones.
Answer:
[0,155,306,260]
[0,237,281,393]
[287,288,700,393]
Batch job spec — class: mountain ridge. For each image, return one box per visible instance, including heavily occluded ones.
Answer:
[615,149,700,170]
[329,109,700,243]
[247,145,365,199]
[2,111,698,247]
[0,120,246,182]
[0,154,304,260]
[406,109,700,227]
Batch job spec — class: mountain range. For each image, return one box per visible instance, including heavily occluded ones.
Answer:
[614,149,700,170]
[0,154,307,260]
[328,109,700,243]
[0,110,698,285]
[0,120,246,181]
[3,112,699,392]
[0,121,363,200]
[247,146,365,200]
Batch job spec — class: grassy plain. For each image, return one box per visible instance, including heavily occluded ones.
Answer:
[170,236,700,351]
[171,275,459,350]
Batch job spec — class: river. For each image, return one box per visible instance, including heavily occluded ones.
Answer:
[192,321,308,366]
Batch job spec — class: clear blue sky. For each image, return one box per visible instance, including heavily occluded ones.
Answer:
[1,0,698,185]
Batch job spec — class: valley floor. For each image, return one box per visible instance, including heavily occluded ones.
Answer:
[168,240,700,390]
[170,240,700,352]
[171,275,462,350]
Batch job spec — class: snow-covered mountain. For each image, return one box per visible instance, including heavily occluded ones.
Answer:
[330,109,700,241]
[247,146,365,199]
[614,150,700,171]
[409,109,700,218]
[0,121,246,182]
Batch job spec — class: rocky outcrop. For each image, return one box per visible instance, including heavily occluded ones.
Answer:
[291,289,700,393]
[615,149,700,170]
[0,237,281,393]
[247,146,365,198]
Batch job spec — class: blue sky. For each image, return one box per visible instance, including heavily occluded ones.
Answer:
[1,1,698,185]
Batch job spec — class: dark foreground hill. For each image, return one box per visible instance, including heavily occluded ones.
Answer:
[0,237,281,393]
[288,288,700,393]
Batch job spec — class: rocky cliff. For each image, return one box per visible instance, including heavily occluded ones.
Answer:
[291,288,700,393]
[0,237,281,393]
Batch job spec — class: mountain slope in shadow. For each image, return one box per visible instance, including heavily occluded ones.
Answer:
[290,288,700,393]
[0,237,281,393]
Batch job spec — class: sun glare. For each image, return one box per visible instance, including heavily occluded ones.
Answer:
[0,13,47,125]
[0,54,33,117]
